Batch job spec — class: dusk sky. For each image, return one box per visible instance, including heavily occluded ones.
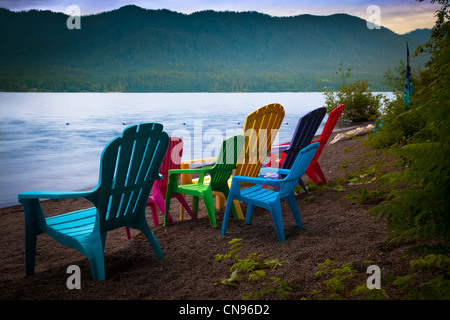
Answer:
[0,0,442,34]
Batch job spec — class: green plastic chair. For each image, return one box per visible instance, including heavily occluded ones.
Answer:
[18,123,169,281]
[164,135,244,227]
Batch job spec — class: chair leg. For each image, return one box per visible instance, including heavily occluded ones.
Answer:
[216,194,225,209]
[245,204,255,225]
[285,193,303,229]
[148,202,159,226]
[90,257,106,282]
[138,221,164,260]
[220,194,235,236]
[298,178,308,194]
[233,200,244,220]
[305,165,320,185]
[192,196,199,215]
[129,198,158,240]
[22,198,45,276]
[173,193,195,220]
[164,192,172,227]
[154,191,173,225]
[218,188,240,220]
[82,239,106,281]
[24,229,38,275]
[100,232,107,250]
[269,202,286,242]
[313,162,327,183]
[203,192,217,227]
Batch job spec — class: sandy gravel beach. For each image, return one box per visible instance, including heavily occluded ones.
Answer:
[0,129,417,301]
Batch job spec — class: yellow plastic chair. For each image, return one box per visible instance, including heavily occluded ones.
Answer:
[179,103,285,219]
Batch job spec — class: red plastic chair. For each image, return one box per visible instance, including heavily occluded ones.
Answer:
[125,137,194,240]
[267,105,344,186]
[305,104,345,184]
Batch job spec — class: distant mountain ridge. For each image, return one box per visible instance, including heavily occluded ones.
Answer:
[0,5,430,92]
[403,28,432,44]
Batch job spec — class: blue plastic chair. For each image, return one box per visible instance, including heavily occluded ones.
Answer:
[265,107,326,193]
[18,123,168,281]
[221,142,320,242]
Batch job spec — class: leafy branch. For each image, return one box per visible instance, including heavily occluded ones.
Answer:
[214,238,292,300]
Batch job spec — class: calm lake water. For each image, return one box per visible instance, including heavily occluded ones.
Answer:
[0,92,389,208]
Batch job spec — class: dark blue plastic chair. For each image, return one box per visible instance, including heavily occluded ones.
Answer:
[221,142,320,242]
[265,107,326,193]
[18,123,168,281]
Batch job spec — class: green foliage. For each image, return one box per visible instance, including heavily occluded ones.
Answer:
[310,255,449,300]
[294,180,329,195]
[364,0,450,299]
[312,259,358,300]
[310,259,387,300]
[393,254,450,299]
[321,64,386,122]
[346,167,377,185]
[214,238,292,300]
[344,187,389,205]
[369,143,450,249]
[367,0,450,250]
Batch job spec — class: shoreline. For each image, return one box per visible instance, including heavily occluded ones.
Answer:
[0,122,373,210]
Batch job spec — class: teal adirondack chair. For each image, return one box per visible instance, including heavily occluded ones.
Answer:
[164,135,244,227]
[18,123,168,281]
[221,142,320,242]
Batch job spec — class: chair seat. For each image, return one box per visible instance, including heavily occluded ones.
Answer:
[176,183,210,194]
[240,186,279,203]
[46,207,96,238]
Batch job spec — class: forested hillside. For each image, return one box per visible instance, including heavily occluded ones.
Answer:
[0,5,429,92]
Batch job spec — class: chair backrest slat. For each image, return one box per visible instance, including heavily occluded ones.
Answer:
[96,123,169,232]
[210,135,244,187]
[279,142,320,198]
[313,104,345,162]
[235,103,285,177]
[281,107,326,170]
[156,137,183,197]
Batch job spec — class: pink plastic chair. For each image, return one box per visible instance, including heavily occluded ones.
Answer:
[125,137,195,240]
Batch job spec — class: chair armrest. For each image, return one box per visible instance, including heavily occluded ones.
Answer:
[269,144,290,155]
[18,190,94,201]
[179,158,216,185]
[169,166,215,184]
[259,167,291,176]
[168,166,214,176]
[231,175,287,187]
[180,157,217,166]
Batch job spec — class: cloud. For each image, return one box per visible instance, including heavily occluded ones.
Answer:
[377,2,441,33]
